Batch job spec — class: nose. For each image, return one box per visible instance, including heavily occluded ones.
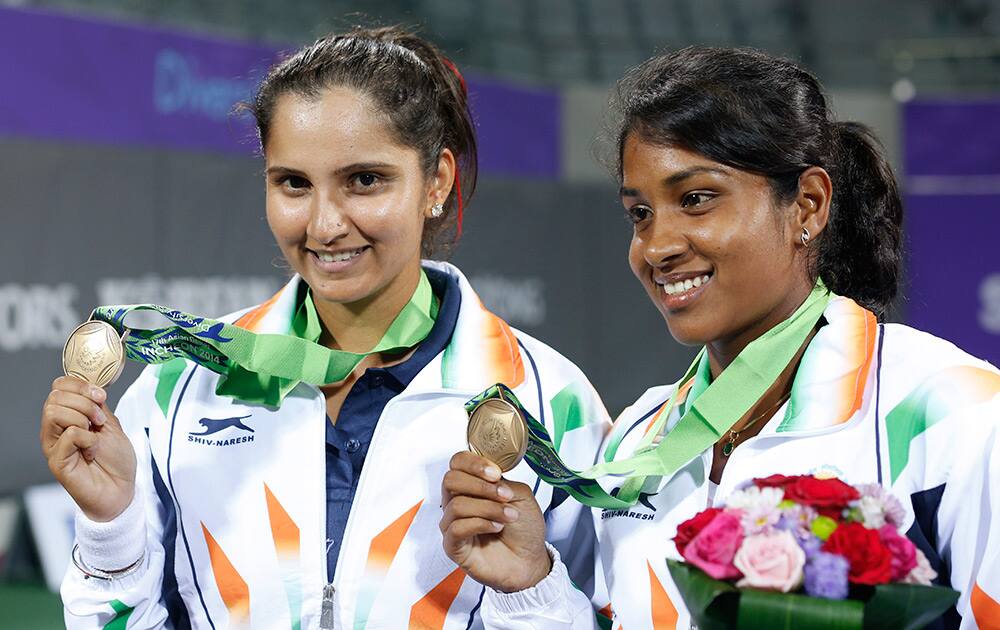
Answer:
[306,191,349,245]
[641,213,688,269]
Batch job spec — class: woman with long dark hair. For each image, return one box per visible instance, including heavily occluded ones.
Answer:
[42,27,609,628]
[440,47,1000,629]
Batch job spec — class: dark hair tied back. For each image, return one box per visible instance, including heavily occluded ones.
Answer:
[612,47,903,318]
[247,26,477,257]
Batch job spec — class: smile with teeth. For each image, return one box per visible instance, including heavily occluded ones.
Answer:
[314,247,366,263]
[660,274,711,296]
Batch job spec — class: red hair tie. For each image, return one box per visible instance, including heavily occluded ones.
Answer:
[442,57,467,96]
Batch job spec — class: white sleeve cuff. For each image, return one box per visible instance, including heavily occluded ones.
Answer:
[484,543,578,618]
[74,491,147,572]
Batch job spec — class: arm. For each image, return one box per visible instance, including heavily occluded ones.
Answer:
[445,371,614,628]
[44,369,171,628]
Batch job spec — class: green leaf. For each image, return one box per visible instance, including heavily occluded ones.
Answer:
[863,583,960,630]
[666,560,739,630]
[668,559,959,630]
[737,589,863,630]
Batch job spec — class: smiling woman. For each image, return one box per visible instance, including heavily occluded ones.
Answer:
[444,47,1000,630]
[43,26,611,629]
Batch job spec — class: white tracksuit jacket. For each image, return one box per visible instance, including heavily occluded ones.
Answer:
[481,295,1000,630]
[61,262,611,629]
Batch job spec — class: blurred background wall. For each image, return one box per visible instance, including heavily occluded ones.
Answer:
[0,0,998,610]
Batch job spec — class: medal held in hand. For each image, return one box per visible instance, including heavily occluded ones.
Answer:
[62,320,127,387]
[466,390,528,472]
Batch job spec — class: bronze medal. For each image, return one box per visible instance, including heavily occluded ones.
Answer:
[62,320,126,387]
[467,396,528,472]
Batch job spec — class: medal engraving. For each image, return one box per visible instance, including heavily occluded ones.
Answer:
[467,397,528,472]
[63,320,126,387]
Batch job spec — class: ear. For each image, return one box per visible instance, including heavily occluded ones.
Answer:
[794,166,832,245]
[424,148,457,218]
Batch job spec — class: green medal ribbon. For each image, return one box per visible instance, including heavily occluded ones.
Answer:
[466,282,832,510]
[91,271,438,406]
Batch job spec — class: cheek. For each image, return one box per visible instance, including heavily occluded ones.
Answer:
[265,196,308,243]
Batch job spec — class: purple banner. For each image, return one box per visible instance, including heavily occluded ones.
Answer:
[904,100,1000,176]
[0,6,560,177]
[904,101,1000,366]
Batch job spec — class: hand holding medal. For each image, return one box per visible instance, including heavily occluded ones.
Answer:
[439,389,550,594]
[38,319,137,523]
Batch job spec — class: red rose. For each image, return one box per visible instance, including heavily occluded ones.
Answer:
[674,508,723,555]
[753,474,804,490]
[823,522,893,585]
[783,476,860,518]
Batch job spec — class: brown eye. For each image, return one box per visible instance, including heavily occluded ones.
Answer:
[681,192,715,208]
[626,205,652,224]
[285,175,309,189]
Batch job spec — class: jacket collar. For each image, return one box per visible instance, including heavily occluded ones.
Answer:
[769,295,879,434]
[232,261,525,395]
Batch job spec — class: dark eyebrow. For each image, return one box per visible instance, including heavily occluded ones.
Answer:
[619,166,731,199]
[663,166,730,186]
[265,162,394,178]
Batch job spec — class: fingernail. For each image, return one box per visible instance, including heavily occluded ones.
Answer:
[483,466,501,481]
[90,387,105,402]
[497,485,514,500]
[93,408,106,426]
[503,506,519,521]
[491,521,504,530]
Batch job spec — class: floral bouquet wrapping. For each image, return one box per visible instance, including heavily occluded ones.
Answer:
[667,475,959,630]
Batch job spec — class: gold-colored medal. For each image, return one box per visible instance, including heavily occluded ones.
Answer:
[62,320,126,387]
[466,394,528,472]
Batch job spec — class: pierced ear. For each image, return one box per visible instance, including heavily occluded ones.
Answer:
[428,148,457,208]
[795,166,832,244]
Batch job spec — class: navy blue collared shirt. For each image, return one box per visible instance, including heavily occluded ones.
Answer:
[324,268,460,580]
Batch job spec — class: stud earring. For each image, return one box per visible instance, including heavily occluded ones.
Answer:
[800,227,811,246]
[430,203,444,218]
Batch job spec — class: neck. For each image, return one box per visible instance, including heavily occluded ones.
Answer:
[706,278,814,380]
[313,265,422,354]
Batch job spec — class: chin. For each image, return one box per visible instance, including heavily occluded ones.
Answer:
[304,274,380,305]
[662,313,714,348]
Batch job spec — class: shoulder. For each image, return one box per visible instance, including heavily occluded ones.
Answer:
[878,323,1000,410]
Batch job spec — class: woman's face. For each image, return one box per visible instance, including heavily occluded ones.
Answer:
[264,87,442,307]
[621,135,811,355]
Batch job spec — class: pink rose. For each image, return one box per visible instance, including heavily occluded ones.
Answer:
[878,525,918,581]
[733,530,806,592]
[902,548,938,586]
[682,510,744,580]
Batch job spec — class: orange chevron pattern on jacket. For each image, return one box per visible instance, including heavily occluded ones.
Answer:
[201,523,251,624]
[234,289,282,332]
[779,297,877,432]
[355,501,424,628]
[442,298,525,390]
[647,561,678,629]
[408,567,467,629]
[264,484,302,629]
[972,582,1000,630]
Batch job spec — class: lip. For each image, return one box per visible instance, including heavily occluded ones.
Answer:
[654,271,713,311]
[307,245,370,273]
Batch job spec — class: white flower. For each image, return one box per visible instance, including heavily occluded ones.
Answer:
[857,495,887,529]
[726,486,784,512]
[902,548,938,586]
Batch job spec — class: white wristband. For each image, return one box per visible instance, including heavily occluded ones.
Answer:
[74,491,147,572]
[484,543,574,616]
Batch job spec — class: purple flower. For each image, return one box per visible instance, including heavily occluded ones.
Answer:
[804,552,850,600]
[797,533,824,559]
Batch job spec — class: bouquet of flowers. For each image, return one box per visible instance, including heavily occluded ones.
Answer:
[667,474,959,630]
